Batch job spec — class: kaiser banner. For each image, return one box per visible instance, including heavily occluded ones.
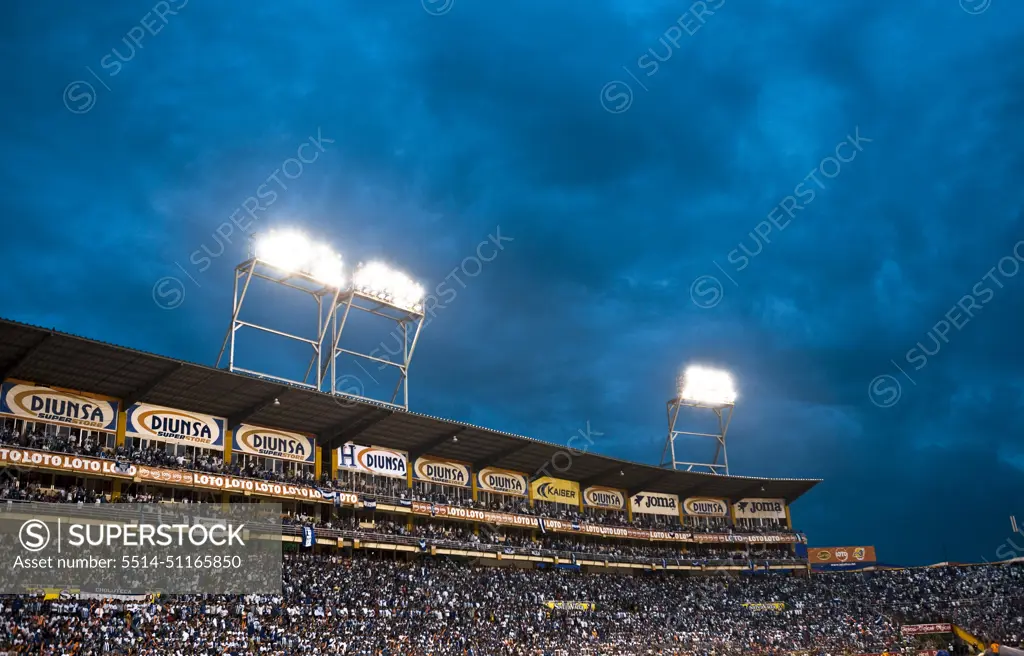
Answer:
[476,466,528,497]
[630,491,680,517]
[683,497,730,517]
[810,546,876,565]
[413,456,470,487]
[530,476,580,506]
[0,381,118,432]
[338,443,409,479]
[233,424,315,464]
[583,486,626,510]
[733,498,787,520]
[126,402,225,449]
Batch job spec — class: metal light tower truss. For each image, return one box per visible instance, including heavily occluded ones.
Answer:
[321,287,425,410]
[660,397,734,475]
[215,251,425,411]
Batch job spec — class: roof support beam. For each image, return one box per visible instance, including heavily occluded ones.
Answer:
[577,464,627,488]
[227,386,290,427]
[0,331,53,381]
[627,470,678,497]
[320,408,393,451]
[408,427,468,461]
[472,441,533,470]
[121,362,184,408]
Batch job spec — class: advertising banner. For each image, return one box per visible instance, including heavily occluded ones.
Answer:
[413,456,470,487]
[126,402,225,449]
[233,424,315,464]
[583,486,626,510]
[901,624,953,636]
[476,466,528,497]
[543,601,595,611]
[682,497,730,517]
[741,602,785,612]
[809,546,876,566]
[0,381,118,432]
[733,498,787,520]
[530,476,580,506]
[337,443,409,479]
[630,491,681,517]
[0,446,353,504]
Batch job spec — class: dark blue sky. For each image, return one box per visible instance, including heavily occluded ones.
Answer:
[2,0,1022,565]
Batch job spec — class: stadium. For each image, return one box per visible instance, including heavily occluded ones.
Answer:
[0,231,1019,655]
[6,2,1024,653]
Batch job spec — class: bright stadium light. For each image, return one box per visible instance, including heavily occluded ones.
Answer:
[309,244,345,289]
[661,364,737,475]
[353,261,425,313]
[219,232,428,411]
[255,229,344,288]
[679,366,736,407]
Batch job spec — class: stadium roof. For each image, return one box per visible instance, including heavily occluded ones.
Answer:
[0,318,821,503]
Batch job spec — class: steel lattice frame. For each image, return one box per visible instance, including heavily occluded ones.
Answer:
[659,397,734,475]
[215,255,424,411]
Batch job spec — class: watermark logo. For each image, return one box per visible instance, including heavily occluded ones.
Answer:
[960,0,991,14]
[599,0,725,112]
[422,0,455,16]
[19,520,50,552]
[600,81,633,114]
[62,81,97,114]
[869,240,1024,407]
[867,374,901,409]
[152,127,334,310]
[62,0,189,115]
[691,127,871,303]
[152,276,185,310]
[690,275,724,309]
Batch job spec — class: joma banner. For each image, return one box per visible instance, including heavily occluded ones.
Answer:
[733,498,787,520]
[629,491,680,517]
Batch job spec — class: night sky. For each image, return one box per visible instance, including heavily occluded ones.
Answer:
[2,0,1023,566]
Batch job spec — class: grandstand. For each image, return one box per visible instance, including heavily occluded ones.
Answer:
[0,316,1021,654]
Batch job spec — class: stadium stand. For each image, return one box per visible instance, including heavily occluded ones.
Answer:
[0,318,1021,654]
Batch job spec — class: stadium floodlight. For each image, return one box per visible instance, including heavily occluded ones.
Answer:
[661,364,737,475]
[255,229,345,289]
[679,366,737,407]
[352,261,425,314]
[216,231,427,411]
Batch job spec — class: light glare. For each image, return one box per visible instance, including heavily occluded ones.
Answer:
[256,229,344,288]
[679,365,736,406]
[353,261,425,313]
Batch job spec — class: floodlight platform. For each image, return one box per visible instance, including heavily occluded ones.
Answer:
[215,240,425,411]
[660,397,734,475]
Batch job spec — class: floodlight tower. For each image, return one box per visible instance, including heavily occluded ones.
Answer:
[660,365,736,475]
[215,229,426,411]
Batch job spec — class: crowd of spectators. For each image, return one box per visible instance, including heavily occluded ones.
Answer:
[0,424,797,538]
[0,554,1019,654]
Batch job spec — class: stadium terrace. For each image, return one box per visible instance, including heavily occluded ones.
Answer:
[0,318,1021,654]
